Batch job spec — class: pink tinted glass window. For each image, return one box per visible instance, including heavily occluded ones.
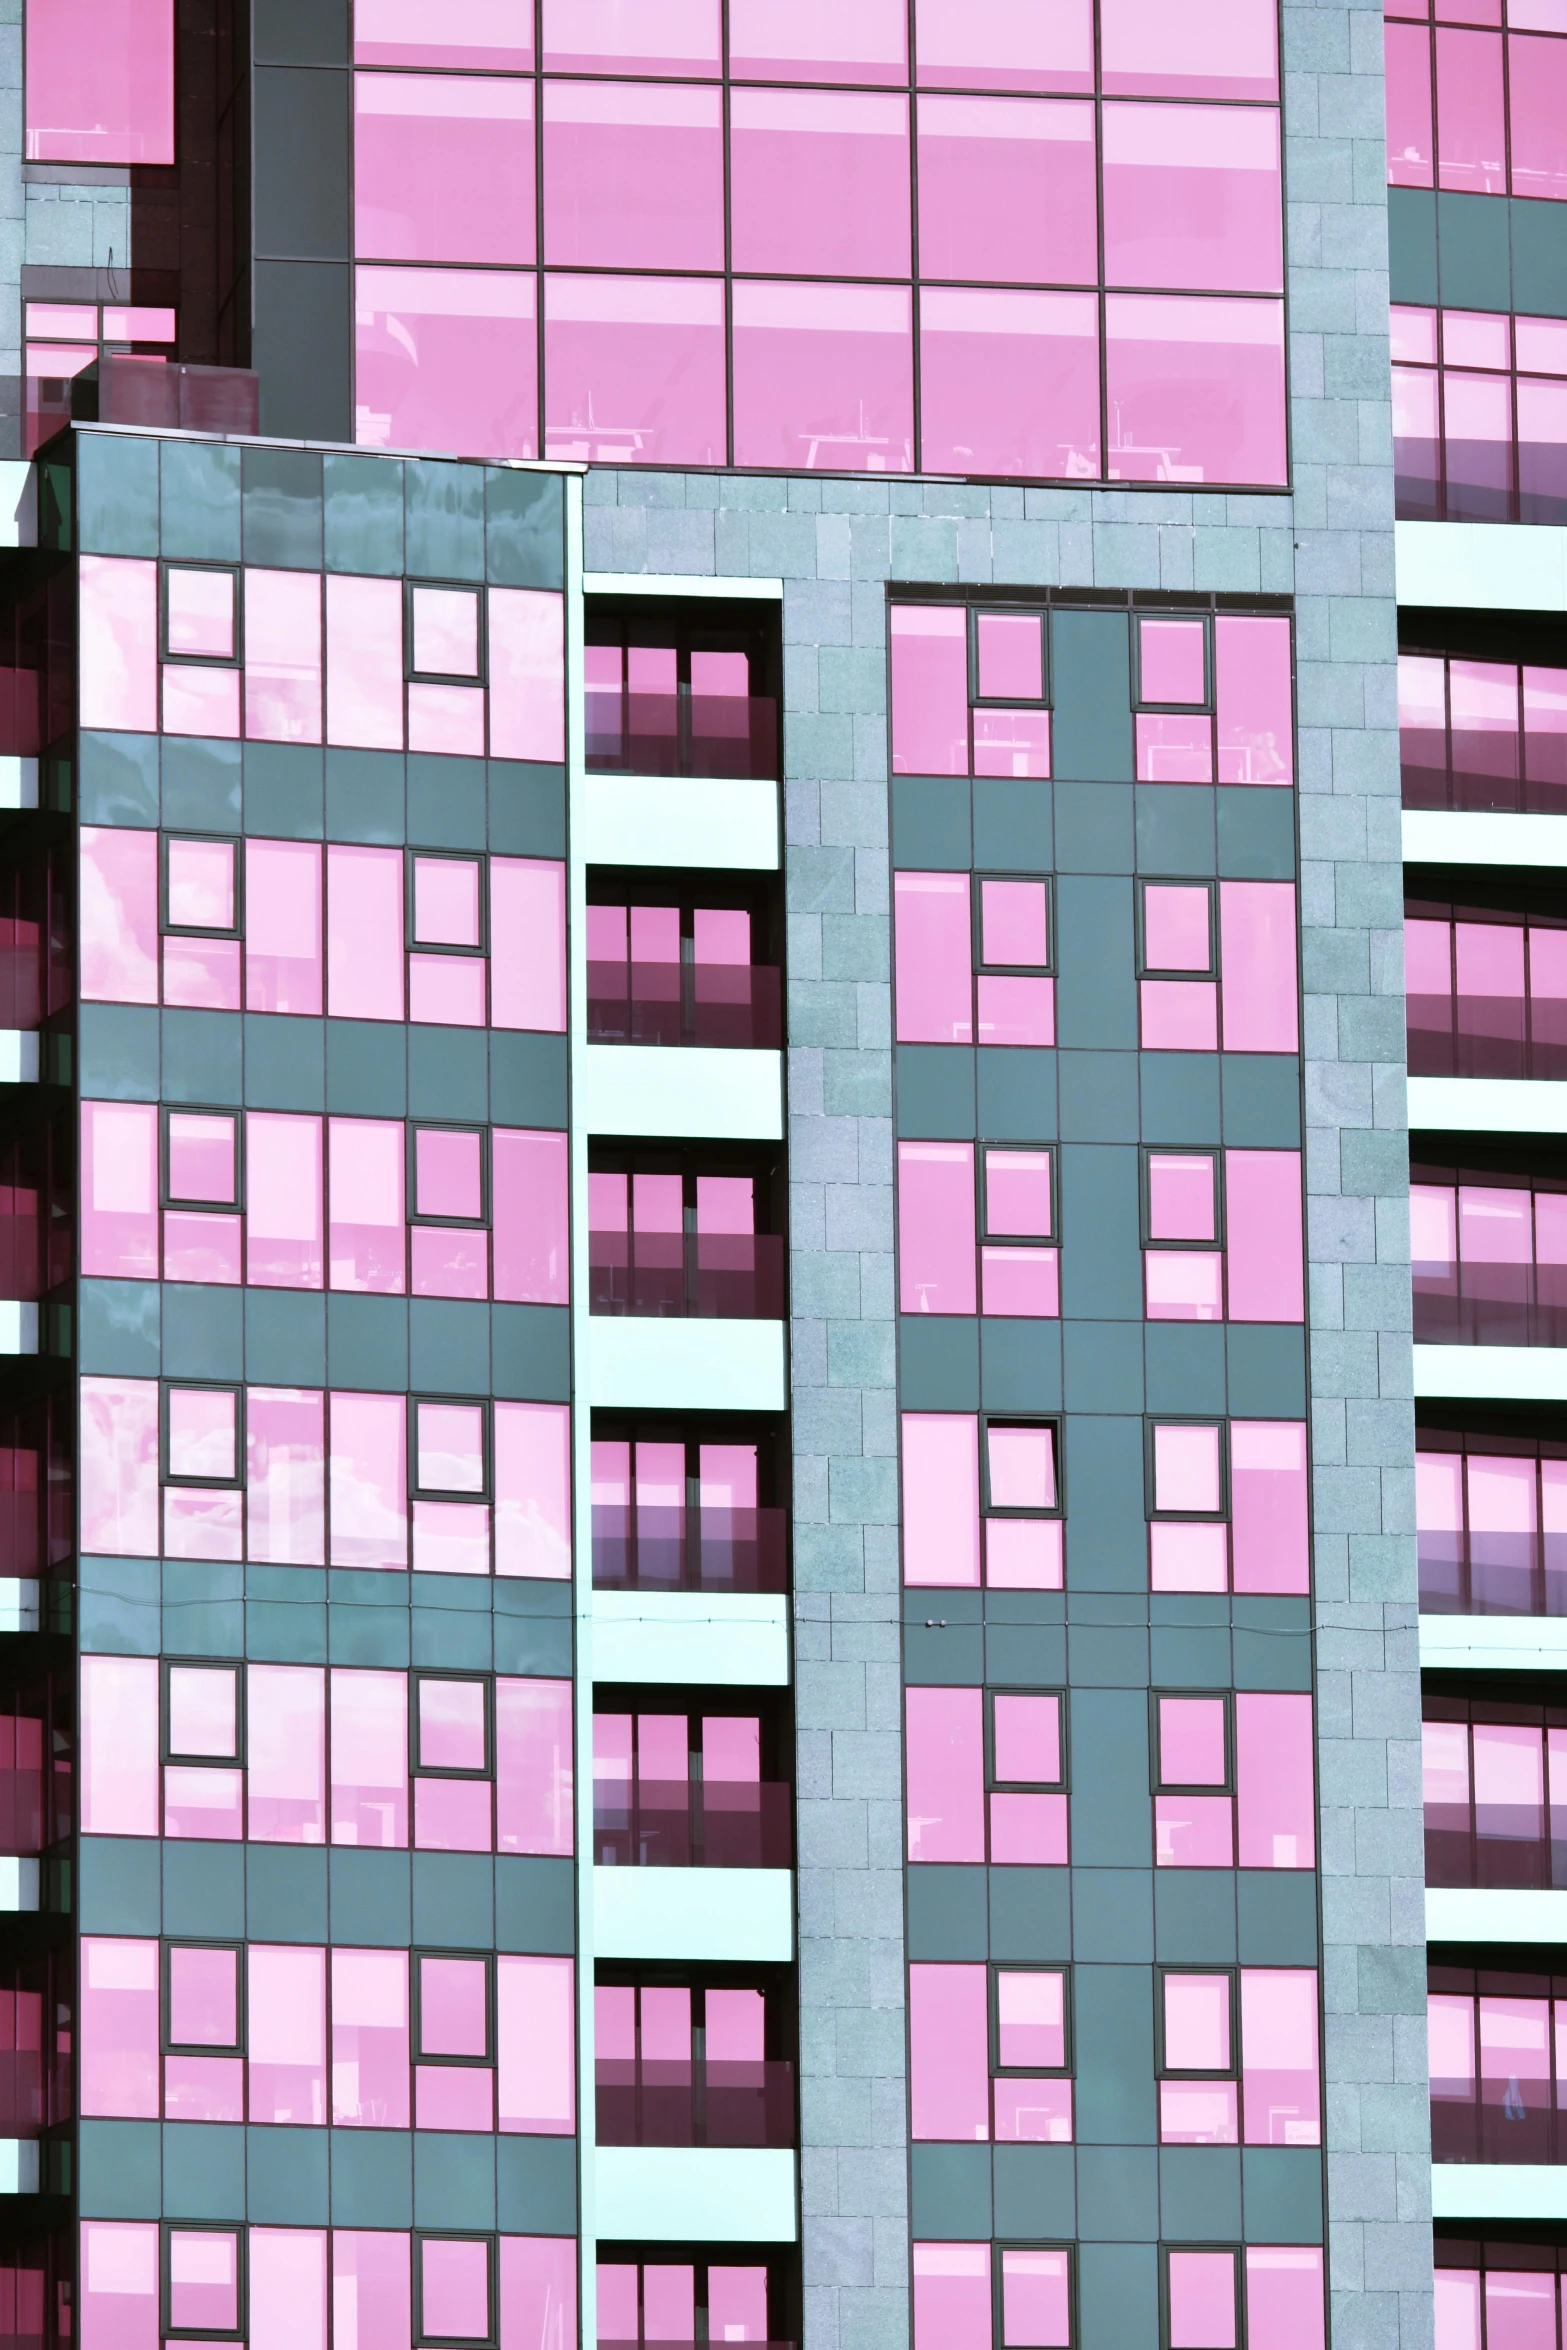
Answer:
[81,1653,159,1833]
[1216,614,1293,784]
[1141,620,1207,705]
[894,872,972,1043]
[422,2239,490,2340]
[1144,887,1211,972]
[328,1118,405,1294]
[1220,882,1299,1052]
[356,267,537,463]
[354,74,535,266]
[81,1101,158,1279]
[1168,2251,1237,2350]
[421,1955,488,2056]
[982,880,1048,966]
[1102,105,1282,294]
[419,1678,487,1770]
[491,860,566,1031]
[891,606,968,776]
[245,569,322,745]
[413,858,481,948]
[544,274,726,468]
[918,96,1096,286]
[1154,1423,1222,1513]
[81,827,158,1003]
[246,840,323,1015]
[909,1963,990,2140]
[1148,1154,1216,1241]
[169,1945,238,2045]
[166,567,234,659]
[168,2233,239,2332]
[898,1142,977,1314]
[411,588,480,679]
[1230,1421,1310,1596]
[1160,1697,1227,1785]
[26,0,174,162]
[920,286,1100,482]
[79,557,157,732]
[1245,2249,1324,2350]
[542,0,720,74]
[901,1413,981,1588]
[985,1150,1051,1237]
[731,281,913,475]
[1225,1151,1305,1321]
[167,1386,237,1480]
[1106,295,1287,488]
[1236,1691,1316,1867]
[167,1112,236,1205]
[356,0,535,66]
[915,0,1093,92]
[80,1936,159,2117]
[1101,0,1278,97]
[415,1129,483,1220]
[329,1670,409,1850]
[976,612,1044,702]
[543,82,722,270]
[994,1694,1060,1782]
[167,837,236,929]
[417,1404,485,1494]
[328,844,403,1021]
[913,2245,991,2350]
[729,0,907,82]
[731,90,910,277]
[905,1686,984,1861]
[1001,2248,1071,2347]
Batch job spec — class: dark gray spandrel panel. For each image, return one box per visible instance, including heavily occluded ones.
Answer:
[1144,1322,1227,1415]
[1057,1050,1140,1143]
[248,2126,329,2221]
[907,1867,989,1960]
[1067,1691,1152,1866]
[77,433,158,556]
[487,763,567,856]
[247,1843,328,1939]
[909,2145,992,2238]
[979,1318,1061,1413]
[988,1867,1070,1960]
[253,263,353,443]
[413,1851,494,1946]
[1236,1871,1320,1965]
[1219,1053,1301,1146]
[895,1045,976,1137]
[162,1008,242,1104]
[1153,1870,1237,1964]
[1241,2147,1323,2242]
[891,775,972,867]
[407,754,486,849]
[1223,1324,1306,1416]
[165,1558,244,1658]
[79,1555,161,1655]
[409,1025,488,1119]
[1160,2147,1241,2239]
[245,1013,325,1110]
[325,748,405,843]
[1386,186,1438,307]
[325,452,405,575]
[1511,196,1567,317]
[254,0,348,61]
[246,1289,326,1385]
[1060,1321,1144,1417]
[79,1836,161,1933]
[1059,1145,1141,1320]
[1076,2240,1158,2346]
[1134,785,1214,876]
[975,1047,1055,1141]
[1055,879,1136,1047]
[489,1032,569,1127]
[78,2122,161,2217]
[327,1293,409,1390]
[166,2125,248,2219]
[165,1842,244,1938]
[972,777,1052,870]
[1216,786,1296,879]
[328,1848,412,1945]
[160,439,242,563]
[244,742,325,837]
[899,1314,979,1407]
[1073,1966,1156,2144]
[326,1018,407,1115]
[80,730,158,825]
[414,2133,497,2229]
[1073,2146,1159,2240]
[163,736,242,832]
[491,1305,571,1400]
[78,1001,157,1100]
[993,2145,1075,2238]
[1053,780,1134,875]
[79,1277,160,1373]
[496,2137,578,2232]
[407,458,486,582]
[486,468,566,589]
[495,1856,576,1952]
[1138,1053,1221,1144]
[412,1576,493,1671]
[253,70,350,261]
[331,2131,414,2227]
[1062,1416,1147,1585]
[1069,1869,1153,1962]
[1435,188,1511,310]
[1050,610,1133,780]
[409,1297,490,1391]
[242,446,325,568]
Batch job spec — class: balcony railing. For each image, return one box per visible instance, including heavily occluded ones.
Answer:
[592,1502,787,1594]
[594,1779,792,1870]
[1431,1971,1567,2164]
[586,689,778,782]
[1418,1440,1567,1616]
[1425,1707,1567,1888]
[588,957,782,1050]
[1413,1175,1567,1347]
[596,2057,795,2148]
[589,1232,786,1320]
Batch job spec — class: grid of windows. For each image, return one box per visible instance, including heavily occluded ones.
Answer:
[1384,0,1567,198]
[1417,1430,1567,1615]
[1392,304,1567,523]
[351,0,1287,484]
[1412,1164,1567,1346]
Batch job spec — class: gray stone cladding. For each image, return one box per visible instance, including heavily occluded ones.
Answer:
[583,4,1424,2335]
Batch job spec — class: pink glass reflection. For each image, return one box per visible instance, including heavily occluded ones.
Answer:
[913,2244,991,2350]
[900,1413,981,1588]
[1160,1696,1227,1785]
[26,0,175,162]
[544,274,727,467]
[169,1944,238,2046]
[355,74,535,265]
[488,589,565,761]
[1140,619,1207,706]
[1144,885,1211,972]
[330,1671,409,1851]
[920,287,1100,481]
[1225,1151,1304,1321]
[81,827,158,1004]
[356,266,538,462]
[976,974,1052,1046]
[248,1943,326,2125]
[915,0,1093,92]
[492,1128,569,1305]
[908,1963,990,2140]
[491,859,567,1030]
[981,878,1048,965]
[1235,1691,1316,1868]
[894,871,972,1043]
[328,1118,405,1295]
[1220,881,1299,1052]
[246,1112,324,1290]
[245,569,322,745]
[1245,2249,1324,2350]
[1230,1421,1310,1595]
[898,1141,977,1314]
[732,281,912,474]
[1168,2250,1237,2350]
[1101,0,1278,97]
[1148,1154,1216,1240]
[326,573,404,752]
[422,2239,490,2340]
[1106,295,1287,488]
[1216,615,1293,784]
[1154,1423,1222,1512]
[167,836,236,930]
[1001,2248,1072,2346]
[729,0,907,82]
[166,567,234,658]
[79,556,158,732]
[1103,104,1282,292]
[985,1150,1051,1237]
[541,0,719,74]
[905,1686,985,1862]
[972,708,1053,779]
[918,96,1096,284]
[330,1390,409,1570]
[81,1099,158,1279]
[890,605,968,775]
[543,81,722,269]
[246,839,323,1016]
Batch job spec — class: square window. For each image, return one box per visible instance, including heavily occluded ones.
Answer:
[415,1399,487,1494]
[980,877,1050,969]
[417,1677,489,1775]
[992,1692,1062,1786]
[1146,1152,1218,1242]
[166,1112,239,1209]
[983,1148,1052,1240]
[1138,617,1208,708]
[165,568,236,663]
[166,1665,239,1760]
[165,1386,240,1485]
[417,1953,491,2060]
[1156,1695,1229,1789]
[1141,883,1212,974]
[419,2235,493,2345]
[167,2228,241,2336]
[414,1128,485,1222]
[412,855,483,950]
[411,584,483,680]
[975,610,1046,703]
[167,1944,241,2052]
[165,837,238,934]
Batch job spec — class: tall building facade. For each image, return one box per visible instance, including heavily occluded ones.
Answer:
[0,0,1485,2345]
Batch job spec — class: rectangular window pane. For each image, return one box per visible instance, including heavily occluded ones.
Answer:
[497,1952,576,2131]
[80,1379,161,1559]
[909,1962,990,2141]
[905,1686,985,1861]
[1224,1150,1304,1321]
[732,280,913,475]
[328,844,404,1020]
[356,265,538,461]
[247,1112,325,1289]
[1235,1691,1315,1868]
[901,1412,981,1588]
[542,82,721,271]
[331,1946,411,2127]
[248,1942,327,2125]
[890,605,969,777]
[26,0,173,161]
[898,1141,978,1315]
[330,1667,409,1848]
[326,573,405,751]
[245,839,324,1016]
[356,73,535,265]
[245,568,323,744]
[1240,1968,1321,2146]
[81,826,159,1004]
[80,1936,158,2117]
[250,2229,328,2350]
[494,1402,572,1581]
[80,2221,158,2350]
[81,1100,158,1277]
[330,1391,409,1568]
[248,1663,327,1844]
[490,859,567,1031]
[894,872,973,1043]
[913,2244,991,2350]
[1106,294,1287,488]
[1219,881,1298,1052]
[333,2231,413,2350]
[493,1128,570,1305]
[80,557,158,731]
[496,1676,574,1854]
[328,1117,405,1294]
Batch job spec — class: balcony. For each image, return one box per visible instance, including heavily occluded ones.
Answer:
[1424,1702,1567,1888]
[594,1779,792,1872]
[589,957,782,1053]
[1412,1170,1567,1349]
[596,1981,794,2150]
[1430,1967,1567,2166]
[586,672,778,783]
[589,1166,786,1323]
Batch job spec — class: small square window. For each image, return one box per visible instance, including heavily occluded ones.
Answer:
[413,1128,486,1223]
[411,854,484,951]
[165,837,239,934]
[164,568,237,664]
[1155,1695,1230,1790]
[416,1952,491,2062]
[1151,1423,1224,1516]
[166,1664,239,1761]
[983,1148,1052,1240]
[979,877,1049,969]
[414,1399,488,1495]
[418,2234,494,2347]
[165,1111,240,1209]
[1137,616,1208,708]
[1145,1152,1218,1242]
[164,1386,241,1485]
[411,585,483,681]
[991,1691,1063,1787]
[1140,882,1213,975]
[974,609,1046,704]
[166,2227,242,2337]
[416,1677,489,1775]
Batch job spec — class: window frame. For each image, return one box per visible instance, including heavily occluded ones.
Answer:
[162,2221,246,2344]
[161,1937,246,2060]
[159,562,243,671]
[405,578,489,688]
[1134,613,1213,714]
[415,2230,498,2350]
[161,832,244,941]
[411,1671,494,1782]
[1150,1689,1234,1796]
[973,872,1055,977]
[412,1946,495,2069]
[1136,877,1217,981]
[1140,1146,1223,1251]
[410,1392,493,1503]
[160,1380,245,1490]
[161,1658,245,1767]
[406,848,489,958]
[1144,1418,1230,1524]
[985,1687,1069,1795]
[1159,2242,1239,2350]
[1155,1965,1238,2084]
[161,1103,244,1214]
[989,1962,1075,2083]
[408,1122,491,1230]
[967,605,1053,711]
[991,2240,1078,2350]
[980,1415,1064,1524]
[978,1144,1055,1248]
